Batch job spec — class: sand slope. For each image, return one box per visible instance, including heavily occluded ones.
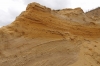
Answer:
[0,2,100,66]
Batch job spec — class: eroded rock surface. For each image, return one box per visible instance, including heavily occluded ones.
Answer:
[0,2,100,66]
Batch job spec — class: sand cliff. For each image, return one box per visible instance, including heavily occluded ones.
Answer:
[0,2,100,66]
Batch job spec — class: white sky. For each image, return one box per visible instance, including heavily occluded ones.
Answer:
[0,0,100,27]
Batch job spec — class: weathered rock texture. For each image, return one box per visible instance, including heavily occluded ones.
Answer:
[0,2,100,66]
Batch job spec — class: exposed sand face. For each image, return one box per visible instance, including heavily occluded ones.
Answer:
[0,2,100,66]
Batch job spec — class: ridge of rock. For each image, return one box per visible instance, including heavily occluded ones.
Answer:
[86,7,100,23]
[57,7,84,15]
[26,2,51,12]
[86,7,100,17]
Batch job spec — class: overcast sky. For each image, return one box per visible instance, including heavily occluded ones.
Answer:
[0,0,100,27]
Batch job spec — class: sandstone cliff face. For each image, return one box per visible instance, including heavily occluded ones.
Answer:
[0,2,100,66]
[86,7,100,24]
